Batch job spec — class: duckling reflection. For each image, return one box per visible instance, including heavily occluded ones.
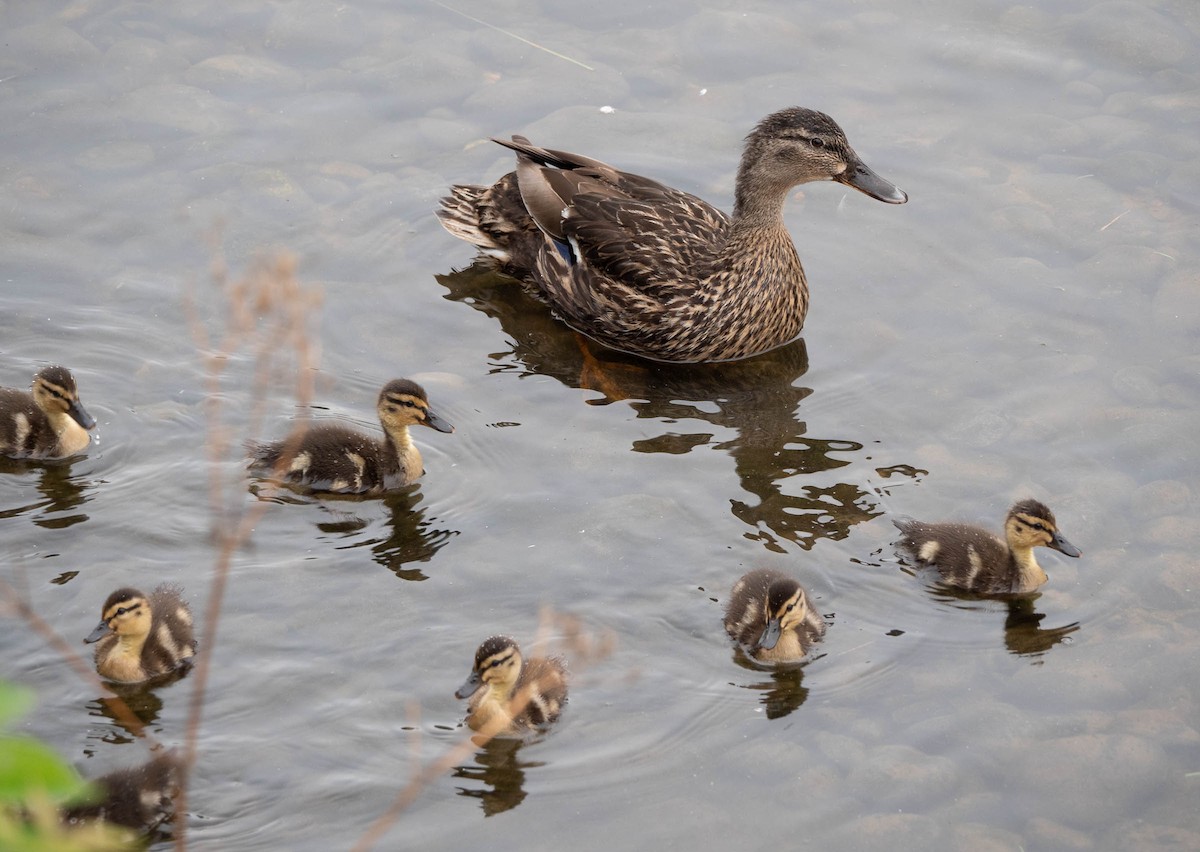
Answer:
[86,686,170,743]
[731,659,814,720]
[438,264,885,550]
[0,455,93,527]
[927,585,1081,659]
[451,737,537,816]
[63,751,181,834]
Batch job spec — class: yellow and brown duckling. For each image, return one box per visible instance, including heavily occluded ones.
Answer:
[85,584,196,683]
[246,378,453,495]
[893,498,1082,594]
[0,365,95,459]
[455,636,568,735]
[439,107,907,363]
[724,569,827,663]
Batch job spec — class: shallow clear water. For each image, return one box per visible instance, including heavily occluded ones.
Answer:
[2,0,1199,849]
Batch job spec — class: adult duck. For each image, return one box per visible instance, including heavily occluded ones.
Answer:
[439,107,907,363]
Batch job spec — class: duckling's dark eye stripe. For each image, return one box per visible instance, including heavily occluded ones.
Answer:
[385,395,421,409]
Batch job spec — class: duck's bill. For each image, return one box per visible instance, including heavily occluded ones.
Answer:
[84,620,111,644]
[423,408,455,434]
[455,671,482,700]
[1050,531,1082,558]
[838,160,908,204]
[71,400,97,431]
[755,618,782,651]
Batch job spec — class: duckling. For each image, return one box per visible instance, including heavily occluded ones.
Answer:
[84,584,196,683]
[724,568,827,663]
[893,498,1082,594]
[0,365,95,459]
[63,751,181,832]
[246,378,453,495]
[455,636,568,735]
[439,107,907,363]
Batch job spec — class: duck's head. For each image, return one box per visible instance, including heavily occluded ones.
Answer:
[755,577,811,651]
[1004,499,1081,558]
[735,107,908,218]
[455,635,523,700]
[377,379,454,434]
[85,588,152,644]
[32,366,96,431]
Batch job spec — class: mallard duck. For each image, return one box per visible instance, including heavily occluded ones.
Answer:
[438,107,907,363]
[455,635,568,735]
[84,584,196,683]
[246,378,453,495]
[63,751,181,832]
[723,568,827,663]
[0,365,95,458]
[893,498,1082,594]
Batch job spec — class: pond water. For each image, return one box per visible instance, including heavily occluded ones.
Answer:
[2,0,1199,849]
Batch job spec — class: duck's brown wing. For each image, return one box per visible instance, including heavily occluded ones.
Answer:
[498,136,730,301]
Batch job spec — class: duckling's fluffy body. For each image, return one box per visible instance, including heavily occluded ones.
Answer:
[455,635,568,735]
[439,107,907,363]
[246,378,453,495]
[724,568,826,663]
[85,584,196,683]
[63,751,181,832]
[894,499,1082,594]
[0,365,95,459]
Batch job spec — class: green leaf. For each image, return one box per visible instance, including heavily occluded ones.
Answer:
[0,736,88,803]
[0,683,35,729]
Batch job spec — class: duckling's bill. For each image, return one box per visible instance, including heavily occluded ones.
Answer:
[70,398,97,431]
[757,619,782,651]
[1050,530,1082,558]
[84,620,112,644]
[455,670,482,700]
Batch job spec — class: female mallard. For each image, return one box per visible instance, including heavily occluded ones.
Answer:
[438,107,907,363]
[246,378,453,495]
[894,498,1082,594]
[0,365,96,459]
[455,635,568,735]
[85,584,196,683]
[723,568,826,663]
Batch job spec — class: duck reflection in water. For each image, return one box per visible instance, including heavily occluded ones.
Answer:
[253,483,459,581]
[451,737,539,816]
[730,652,816,720]
[929,584,1080,659]
[438,264,887,550]
[0,455,93,528]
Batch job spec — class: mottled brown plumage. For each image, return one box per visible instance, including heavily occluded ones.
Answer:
[723,568,826,663]
[85,584,196,683]
[894,499,1082,594]
[246,378,453,495]
[0,365,95,459]
[455,635,568,735]
[438,107,907,363]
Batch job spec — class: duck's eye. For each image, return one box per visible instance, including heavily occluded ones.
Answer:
[809,137,824,149]
[785,603,794,612]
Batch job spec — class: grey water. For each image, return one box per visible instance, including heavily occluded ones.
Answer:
[2,0,1198,849]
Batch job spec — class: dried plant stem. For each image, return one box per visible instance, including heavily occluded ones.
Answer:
[175,250,321,851]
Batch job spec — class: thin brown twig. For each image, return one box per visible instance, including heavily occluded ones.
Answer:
[174,250,321,851]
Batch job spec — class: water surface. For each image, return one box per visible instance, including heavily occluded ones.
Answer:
[2,0,1199,849]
